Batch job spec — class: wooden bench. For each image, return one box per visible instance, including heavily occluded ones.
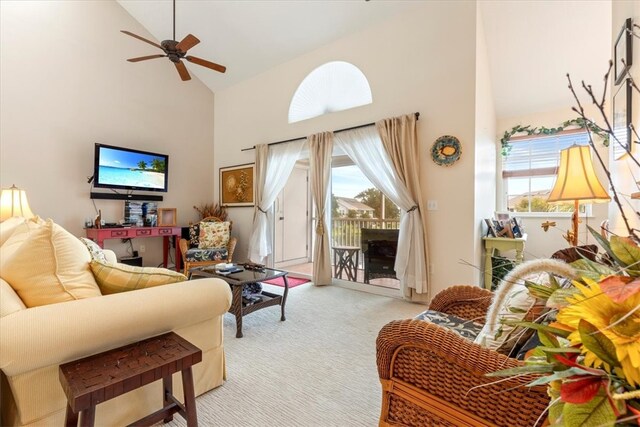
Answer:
[59,332,201,427]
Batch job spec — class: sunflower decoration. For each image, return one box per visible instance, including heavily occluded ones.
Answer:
[488,229,640,426]
[556,277,640,387]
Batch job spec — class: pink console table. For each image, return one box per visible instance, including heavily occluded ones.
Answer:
[85,226,182,272]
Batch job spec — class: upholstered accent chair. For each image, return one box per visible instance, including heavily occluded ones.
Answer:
[179,216,237,276]
[376,285,550,426]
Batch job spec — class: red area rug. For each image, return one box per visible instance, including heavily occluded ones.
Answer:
[262,276,310,288]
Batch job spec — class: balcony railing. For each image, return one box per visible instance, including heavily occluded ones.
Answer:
[331,218,400,247]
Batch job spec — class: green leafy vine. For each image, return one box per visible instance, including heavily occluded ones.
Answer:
[500,118,609,157]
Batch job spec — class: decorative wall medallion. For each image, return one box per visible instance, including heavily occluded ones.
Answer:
[431,135,461,166]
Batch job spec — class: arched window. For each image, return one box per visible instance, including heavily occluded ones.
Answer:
[288,61,372,123]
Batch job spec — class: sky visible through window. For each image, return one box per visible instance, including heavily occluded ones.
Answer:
[332,165,373,198]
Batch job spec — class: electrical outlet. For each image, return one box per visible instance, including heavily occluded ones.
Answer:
[427,200,438,211]
[139,245,146,253]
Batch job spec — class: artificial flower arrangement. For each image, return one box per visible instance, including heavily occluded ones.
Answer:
[489,22,639,425]
[488,232,639,426]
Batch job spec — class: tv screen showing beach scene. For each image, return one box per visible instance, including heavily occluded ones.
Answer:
[94,144,169,192]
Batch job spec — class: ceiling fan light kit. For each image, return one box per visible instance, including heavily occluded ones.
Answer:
[121,0,226,81]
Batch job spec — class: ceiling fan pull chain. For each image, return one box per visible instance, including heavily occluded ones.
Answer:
[173,0,176,42]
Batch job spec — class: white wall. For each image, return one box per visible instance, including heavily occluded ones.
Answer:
[475,8,498,286]
[497,106,610,258]
[610,1,640,237]
[0,1,216,265]
[214,2,480,295]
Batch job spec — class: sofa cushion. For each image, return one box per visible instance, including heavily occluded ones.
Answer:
[90,260,187,295]
[198,221,230,249]
[0,277,25,317]
[78,237,108,263]
[0,219,101,307]
[185,247,228,262]
[415,309,484,341]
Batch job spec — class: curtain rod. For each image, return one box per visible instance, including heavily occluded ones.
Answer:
[240,112,420,152]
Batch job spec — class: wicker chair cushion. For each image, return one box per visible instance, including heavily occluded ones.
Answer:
[184,247,228,262]
[415,310,483,341]
[198,221,230,249]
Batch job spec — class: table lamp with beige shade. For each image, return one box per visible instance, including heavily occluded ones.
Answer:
[0,184,35,222]
[547,145,611,246]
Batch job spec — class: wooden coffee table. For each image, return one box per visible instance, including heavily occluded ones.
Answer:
[59,332,201,427]
[189,266,289,338]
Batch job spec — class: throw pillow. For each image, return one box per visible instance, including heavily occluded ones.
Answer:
[0,219,101,307]
[474,258,576,355]
[0,277,26,317]
[415,309,484,341]
[198,221,230,249]
[0,216,26,246]
[188,223,200,247]
[0,216,43,250]
[90,260,187,295]
[78,237,108,263]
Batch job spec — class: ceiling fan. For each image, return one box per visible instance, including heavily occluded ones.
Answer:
[121,0,226,81]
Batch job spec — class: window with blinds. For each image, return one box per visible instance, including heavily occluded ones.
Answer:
[503,131,590,213]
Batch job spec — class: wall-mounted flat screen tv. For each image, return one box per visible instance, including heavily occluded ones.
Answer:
[94,143,169,192]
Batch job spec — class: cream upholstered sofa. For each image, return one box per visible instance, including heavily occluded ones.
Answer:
[0,217,232,426]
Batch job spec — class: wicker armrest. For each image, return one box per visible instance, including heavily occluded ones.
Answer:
[376,319,549,426]
[227,237,237,262]
[179,238,189,257]
[427,284,493,323]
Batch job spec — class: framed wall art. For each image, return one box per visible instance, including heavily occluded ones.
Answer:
[219,163,255,207]
[614,18,633,85]
[612,78,632,160]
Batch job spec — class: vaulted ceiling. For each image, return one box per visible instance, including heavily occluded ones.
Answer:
[118,0,612,119]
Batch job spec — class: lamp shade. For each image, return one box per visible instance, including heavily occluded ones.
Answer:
[547,145,610,203]
[0,185,35,222]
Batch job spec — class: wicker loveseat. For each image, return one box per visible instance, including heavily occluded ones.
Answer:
[376,285,549,427]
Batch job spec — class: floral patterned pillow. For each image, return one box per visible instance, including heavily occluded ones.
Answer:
[188,224,200,247]
[198,221,230,249]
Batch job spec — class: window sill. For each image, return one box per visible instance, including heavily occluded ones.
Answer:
[511,212,595,219]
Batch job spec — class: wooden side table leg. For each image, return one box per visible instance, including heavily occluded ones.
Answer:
[65,403,78,427]
[79,406,95,427]
[515,246,524,264]
[163,374,174,422]
[181,368,198,427]
[163,236,169,268]
[484,245,494,290]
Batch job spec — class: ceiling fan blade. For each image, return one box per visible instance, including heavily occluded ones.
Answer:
[174,61,191,81]
[186,56,226,73]
[127,54,166,62]
[176,34,200,53]
[121,30,164,50]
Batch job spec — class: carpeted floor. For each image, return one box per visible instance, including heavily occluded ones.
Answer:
[168,283,424,426]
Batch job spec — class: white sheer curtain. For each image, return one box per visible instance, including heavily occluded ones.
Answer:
[248,140,305,263]
[334,126,428,294]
